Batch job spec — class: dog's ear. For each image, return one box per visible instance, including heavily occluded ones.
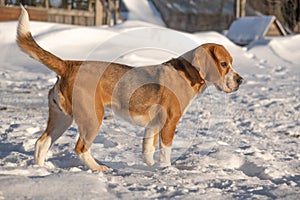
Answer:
[191,44,221,82]
[212,44,233,65]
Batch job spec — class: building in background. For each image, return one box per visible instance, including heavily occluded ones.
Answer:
[152,0,237,33]
[152,0,300,33]
[1,0,299,33]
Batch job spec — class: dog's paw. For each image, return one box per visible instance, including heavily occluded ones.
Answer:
[92,165,110,173]
[143,152,155,166]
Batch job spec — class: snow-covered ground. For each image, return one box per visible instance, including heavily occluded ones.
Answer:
[0,1,300,199]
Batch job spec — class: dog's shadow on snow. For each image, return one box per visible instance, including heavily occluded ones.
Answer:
[103,161,162,173]
[46,150,157,172]
[0,142,34,159]
[47,151,83,169]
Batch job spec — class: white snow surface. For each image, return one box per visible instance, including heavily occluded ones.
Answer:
[0,3,300,200]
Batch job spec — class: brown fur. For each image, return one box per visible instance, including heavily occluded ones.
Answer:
[17,7,242,171]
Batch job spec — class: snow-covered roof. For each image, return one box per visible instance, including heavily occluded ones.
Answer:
[226,16,287,45]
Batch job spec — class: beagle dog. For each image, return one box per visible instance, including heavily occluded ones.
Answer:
[17,6,243,172]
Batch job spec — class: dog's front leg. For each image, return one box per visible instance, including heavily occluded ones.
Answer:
[159,121,178,167]
[142,127,159,166]
[75,137,109,172]
[74,104,109,172]
[159,142,172,167]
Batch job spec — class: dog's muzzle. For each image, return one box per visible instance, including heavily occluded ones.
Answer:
[236,75,243,86]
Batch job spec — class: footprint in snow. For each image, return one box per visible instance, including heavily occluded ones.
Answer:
[272,65,288,75]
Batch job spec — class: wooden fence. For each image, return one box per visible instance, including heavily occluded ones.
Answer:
[0,0,123,26]
[0,6,48,21]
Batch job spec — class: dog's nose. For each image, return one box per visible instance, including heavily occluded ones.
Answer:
[237,76,243,85]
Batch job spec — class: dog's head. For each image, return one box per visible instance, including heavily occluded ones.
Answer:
[191,43,243,93]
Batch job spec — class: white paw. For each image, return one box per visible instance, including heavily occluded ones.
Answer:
[159,145,172,164]
[92,165,110,172]
[143,152,155,166]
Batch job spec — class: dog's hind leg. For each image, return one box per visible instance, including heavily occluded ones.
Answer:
[142,127,159,166]
[74,103,109,172]
[35,94,72,167]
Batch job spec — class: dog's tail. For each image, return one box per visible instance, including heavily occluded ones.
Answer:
[17,5,66,75]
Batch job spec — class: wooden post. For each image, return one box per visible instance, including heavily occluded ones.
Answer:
[107,0,112,25]
[88,0,93,12]
[297,0,300,32]
[240,0,246,17]
[45,0,49,9]
[102,0,108,24]
[235,0,240,18]
[235,0,246,18]
[95,0,103,25]
[114,0,119,25]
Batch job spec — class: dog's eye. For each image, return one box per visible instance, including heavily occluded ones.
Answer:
[221,62,227,67]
